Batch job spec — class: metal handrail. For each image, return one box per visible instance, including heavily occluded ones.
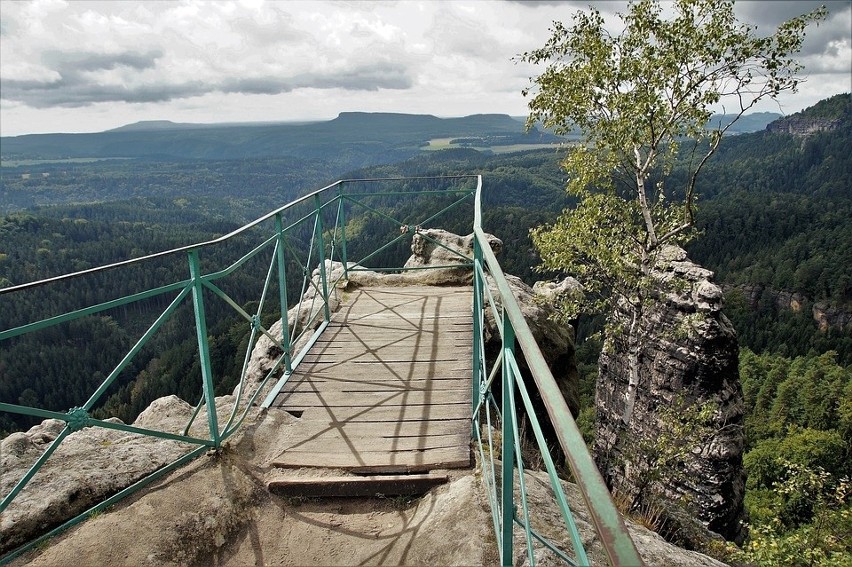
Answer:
[0,176,477,563]
[472,176,643,566]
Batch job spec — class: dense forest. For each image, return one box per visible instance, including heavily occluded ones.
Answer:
[687,94,852,365]
[1,99,850,562]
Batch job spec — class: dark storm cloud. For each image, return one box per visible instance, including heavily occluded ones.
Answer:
[735,1,851,59]
[1,49,174,107]
[220,63,412,95]
[1,77,210,108]
[4,54,413,109]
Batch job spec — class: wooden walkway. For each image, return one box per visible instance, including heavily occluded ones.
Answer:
[269,286,473,474]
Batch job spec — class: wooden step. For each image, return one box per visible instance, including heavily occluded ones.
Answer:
[267,473,450,498]
[272,445,471,473]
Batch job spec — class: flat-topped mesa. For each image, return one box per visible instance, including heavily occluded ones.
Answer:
[594,245,746,546]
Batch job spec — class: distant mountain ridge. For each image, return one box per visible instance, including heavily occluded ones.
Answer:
[1,109,781,163]
[0,112,554,163]
[108,119,321,132]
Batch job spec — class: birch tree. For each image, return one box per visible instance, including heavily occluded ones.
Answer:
[523,0,825,424]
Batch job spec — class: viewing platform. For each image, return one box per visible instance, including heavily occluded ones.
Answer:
[265,285,473,497]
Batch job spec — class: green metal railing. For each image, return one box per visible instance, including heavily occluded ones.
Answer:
[0,176,477,563]
[471,178,643,566]
[1,174,641,566]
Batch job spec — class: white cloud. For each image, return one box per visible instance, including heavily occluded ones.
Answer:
[1,0,849,136]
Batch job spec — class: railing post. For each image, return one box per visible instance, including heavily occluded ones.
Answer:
[338,183,349,280]
[501,307,515,567]
[275,213,293,373]
[472,239,483,437]
[187,249,220,447]
[313,194,332,323]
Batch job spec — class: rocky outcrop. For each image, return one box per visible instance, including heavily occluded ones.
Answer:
[9,417,730,567]
[1,229,735,566]
[532,276,582,303]
[812,301,852,332]
[765,116,841,136]
[0,396,207,555]
[483,273,580,418]
[735,283,852,332]
[2,227,581,558]
[404,228,502,282]
[593,246,746,545]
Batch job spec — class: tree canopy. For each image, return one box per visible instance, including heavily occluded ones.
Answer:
[522,0,825,312]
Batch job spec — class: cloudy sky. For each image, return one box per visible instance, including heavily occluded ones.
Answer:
[1,0,850,137]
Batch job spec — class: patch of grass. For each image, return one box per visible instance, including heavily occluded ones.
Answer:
[280,495,319,507]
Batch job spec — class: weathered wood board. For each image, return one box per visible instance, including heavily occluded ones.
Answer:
[268,473,450,497]
[270,286,473,474]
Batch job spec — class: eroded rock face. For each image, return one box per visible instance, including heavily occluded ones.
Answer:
[765,116,841,136]
[593,246,746,545]
[0,396,205,555]
[483,273,580,418]
[735,284,852,332]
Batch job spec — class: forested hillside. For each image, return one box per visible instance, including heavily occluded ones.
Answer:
[0,112,560,164]
[687,93,852,363]
[2,94,850,434]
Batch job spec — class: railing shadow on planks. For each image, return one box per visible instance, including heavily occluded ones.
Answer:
[0,175,641,566]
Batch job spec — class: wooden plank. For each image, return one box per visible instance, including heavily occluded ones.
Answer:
[267,473,450,497]
[311,329,471,344]
[287,405,471,422]
[338,296,469,306]
[309,337,469,348]
[272,446,471,473]
[281,379,470,394]
[339,314,470,322]
[292,361,470,375]
[278,432,470,453]
[279,418,470,438]
[277,390,469,407]
[283,372,469,384]
[310,332,473,344]
[296,346,472,359]
[281,381,469,394]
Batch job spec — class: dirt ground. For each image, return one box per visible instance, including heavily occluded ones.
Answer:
[9,407,498,567]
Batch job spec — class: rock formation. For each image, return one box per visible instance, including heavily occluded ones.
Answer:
[0,396,208,555]
[8,421,730,567]
[735,283,852,332]
[765,115,842,136]
[482,273,580,418]
[593,245,746,545]
[3,227,580,557]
